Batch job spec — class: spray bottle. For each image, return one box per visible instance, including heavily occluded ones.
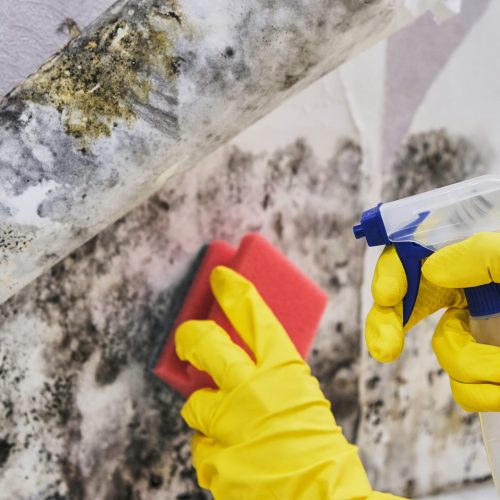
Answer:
[353,174,500,493]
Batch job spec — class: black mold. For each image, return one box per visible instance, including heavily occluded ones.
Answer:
[61,459,85,500]
[385,129,488,200]
[366,375,380,390]
[0,225,33,254]
[149,473,163,489]
[0,136,366,494]
[106,470,134,500]
[94,355,125,386]
[0,437,14,468]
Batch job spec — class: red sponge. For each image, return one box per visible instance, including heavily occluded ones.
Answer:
[153,233,328,397]
[153,240,236,395]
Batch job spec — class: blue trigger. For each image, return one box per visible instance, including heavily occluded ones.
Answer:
[394,242,434,325]
[354,206,434,325]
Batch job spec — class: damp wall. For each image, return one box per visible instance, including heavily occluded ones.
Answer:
[2,0,500,498]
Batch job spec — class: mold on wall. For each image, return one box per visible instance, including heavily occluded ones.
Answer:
[13,4,183,144]
[3,1,499,498]
[0,0,404,306]
[1,124,489,498]
[383,129,489,200]
[0,136,363,498]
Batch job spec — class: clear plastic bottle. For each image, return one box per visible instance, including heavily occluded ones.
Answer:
[354,175,500,490]
[469,316,500,495]
[470,316,500,346]
[380,174,500,250]
[381,175,500,492]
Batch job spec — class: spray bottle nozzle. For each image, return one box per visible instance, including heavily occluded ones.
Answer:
[351,204,390,247]
[353,224,364,239]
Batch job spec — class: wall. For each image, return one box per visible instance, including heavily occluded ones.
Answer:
[1,0,499,498]
[0,0,114,97]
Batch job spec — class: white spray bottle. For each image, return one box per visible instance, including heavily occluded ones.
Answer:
[353,174,500,494]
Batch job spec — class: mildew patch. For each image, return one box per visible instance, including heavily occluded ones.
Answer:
[0,224,34,255]
[384,129,489,199]
[0,437,14,468]
[192,138,365,441]
[0,136,365,497]
[11,0,184,145]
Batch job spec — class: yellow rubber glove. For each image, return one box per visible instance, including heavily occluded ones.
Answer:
[366,233,500,412]
[365,245,466,363]
[176,266,402,500]
[425,233,500,412]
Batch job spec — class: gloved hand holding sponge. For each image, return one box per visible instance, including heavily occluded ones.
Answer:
[176,266,401,499]
[367,232,500,412]
[173,234,500,497]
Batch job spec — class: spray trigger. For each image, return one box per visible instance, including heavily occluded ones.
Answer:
[393,242,433,325]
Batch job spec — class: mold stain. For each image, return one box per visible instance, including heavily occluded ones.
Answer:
[0,437,14,468]
[385,129,489,199]
[12,2,184,145]
[0,136,365,497]
[0,225,34,255]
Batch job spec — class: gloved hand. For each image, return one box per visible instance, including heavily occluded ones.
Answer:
[366,233,500,412]
[176,266,401,500]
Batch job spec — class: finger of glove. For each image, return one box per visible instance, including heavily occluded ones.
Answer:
[181,388,222,436]
[450,378,500,413]
[423,233,500,288]
[210,266,300,366]
[433,308,500,384]
[176,320,255,390]
[365,303,405,362]
[191,433,221,489]
[372,246,407,307]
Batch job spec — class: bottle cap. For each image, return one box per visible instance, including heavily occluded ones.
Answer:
[464,283,500,318]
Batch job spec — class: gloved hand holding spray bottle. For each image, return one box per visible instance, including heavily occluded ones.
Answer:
[353,175,500,494]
